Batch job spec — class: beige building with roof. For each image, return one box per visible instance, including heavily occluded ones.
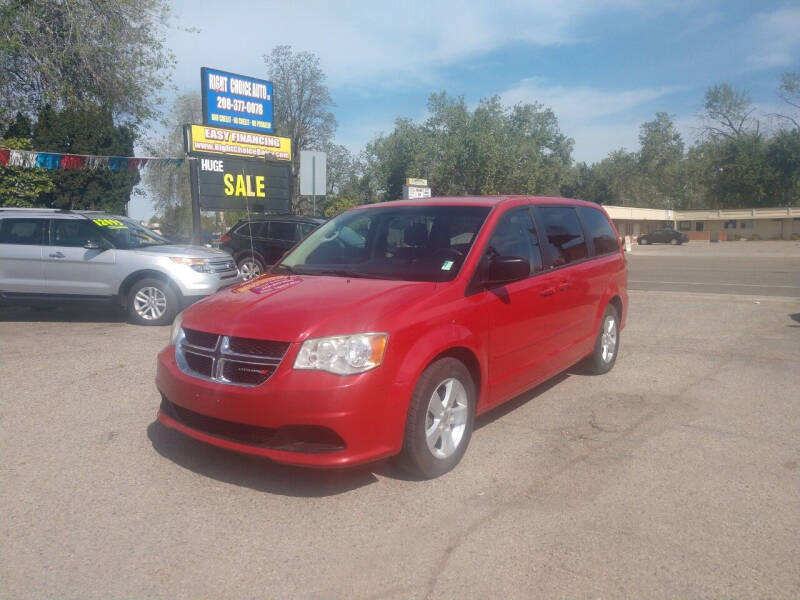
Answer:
[604,205,800,241]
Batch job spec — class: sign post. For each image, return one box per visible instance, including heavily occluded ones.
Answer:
[189,158,203,244]
[299,151,327,216]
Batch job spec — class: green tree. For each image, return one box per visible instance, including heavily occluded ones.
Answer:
[774,71,800,130]
[364,93,573,202]
[143,93,201,228]
[31,104,139,213]
[638,113,685,209]
[0,135,54,207]
[0,0,175,130]
[323,197,358,218]
[263,45,337,207]
[703,134,772,208]
[766,129,800,206]
[702,83,758,140]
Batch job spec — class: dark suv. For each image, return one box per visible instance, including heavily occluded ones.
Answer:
[219,215,325,279]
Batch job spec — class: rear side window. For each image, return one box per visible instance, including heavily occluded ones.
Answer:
[268,221,298,241]
[235,221,266,238]
[486,208,543,274]
[0,218,47,245]
[534,206,588,267]
[51,219,103,247]
[577,206,618,256]
[299,223,317,237]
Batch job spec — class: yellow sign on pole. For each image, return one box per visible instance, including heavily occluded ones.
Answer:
[187,124,292,161]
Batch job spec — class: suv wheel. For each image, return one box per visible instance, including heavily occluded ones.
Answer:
[128,278,179,326]
[670,238,679,245]
[238,255,265,280]
[397,358,476,479]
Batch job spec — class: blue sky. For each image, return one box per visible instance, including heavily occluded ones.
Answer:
[131,0,799,219]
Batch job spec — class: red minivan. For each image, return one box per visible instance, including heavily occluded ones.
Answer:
[156,196,627,478]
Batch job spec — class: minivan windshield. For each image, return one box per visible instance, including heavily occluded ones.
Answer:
[277,205,491,282]
[92,217,171,249]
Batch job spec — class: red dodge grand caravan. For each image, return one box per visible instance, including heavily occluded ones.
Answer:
[156,196,627,478]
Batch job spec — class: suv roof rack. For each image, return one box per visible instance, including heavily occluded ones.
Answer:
[0,207,72,212]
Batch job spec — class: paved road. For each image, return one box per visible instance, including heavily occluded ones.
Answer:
[2,252,799,599]
[628,242,800,297]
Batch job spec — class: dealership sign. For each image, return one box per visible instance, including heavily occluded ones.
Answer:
[186,125,291,161]
[192,156,291,212]
[201,67,274,134]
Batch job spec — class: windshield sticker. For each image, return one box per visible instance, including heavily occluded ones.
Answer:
[441,260,454,271]
[92,218,128,229]
[232,274,302,296]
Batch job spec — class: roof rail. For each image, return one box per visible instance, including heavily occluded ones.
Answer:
[0,207,72,213]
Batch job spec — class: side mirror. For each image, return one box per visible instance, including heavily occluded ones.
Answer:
[486,256,530,285]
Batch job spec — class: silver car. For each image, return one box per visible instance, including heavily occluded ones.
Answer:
[0,208,242,325]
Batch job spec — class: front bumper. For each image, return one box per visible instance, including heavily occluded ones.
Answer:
[155,345,402,467]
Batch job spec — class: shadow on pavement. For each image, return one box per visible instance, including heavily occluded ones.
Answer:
[147,367,578,489]
[475,372,569,432]
[147,420,380,497]
[0,304,128,323]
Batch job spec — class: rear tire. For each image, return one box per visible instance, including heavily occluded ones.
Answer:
[127,278,179,326]
[582,304,620,375]
[397,358,476,479]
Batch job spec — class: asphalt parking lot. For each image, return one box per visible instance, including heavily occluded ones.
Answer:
[2,244,799,599]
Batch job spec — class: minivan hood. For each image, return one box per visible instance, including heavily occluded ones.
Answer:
[133,244,229,259]
[181,274,437,342]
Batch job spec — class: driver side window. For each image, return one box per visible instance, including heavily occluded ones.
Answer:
[487,208,543,274]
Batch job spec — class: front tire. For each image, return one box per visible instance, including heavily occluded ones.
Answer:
[237,255,265,280]
[638,238,648,245]
[583,304,620,375]
[397,358,476,479]
[670,238,678,245]
[128,278,179,326]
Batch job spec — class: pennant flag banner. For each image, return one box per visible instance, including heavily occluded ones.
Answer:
[0,148,184,172]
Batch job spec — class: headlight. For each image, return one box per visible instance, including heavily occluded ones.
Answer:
[294,333,388,375]
[169,311,184,346]
[170,257,211,273]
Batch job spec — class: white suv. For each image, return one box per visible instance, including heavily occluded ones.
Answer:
[0,208,242,325]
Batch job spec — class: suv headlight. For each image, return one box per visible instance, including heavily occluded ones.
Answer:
[170,257,212,273]
[169,311,184,346]
[294,333,388,375]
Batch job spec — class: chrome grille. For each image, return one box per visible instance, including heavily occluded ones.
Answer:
[208,258,236,274]
[176,328,289,387]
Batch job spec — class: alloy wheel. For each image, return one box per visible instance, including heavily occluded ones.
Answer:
[133,286,167,321]
[600,315,618,363]
[239,258,262,280]
[425,378,469,459]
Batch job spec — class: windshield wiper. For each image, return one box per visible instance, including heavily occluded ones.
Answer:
[273,263,295,274]
[303,268,396,280]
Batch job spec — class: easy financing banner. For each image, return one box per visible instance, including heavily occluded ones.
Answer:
[186,125,291,161]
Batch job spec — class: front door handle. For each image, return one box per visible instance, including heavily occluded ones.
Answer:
[540,287,556,297]
[558,281,571,291]
[48,251,65,258]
